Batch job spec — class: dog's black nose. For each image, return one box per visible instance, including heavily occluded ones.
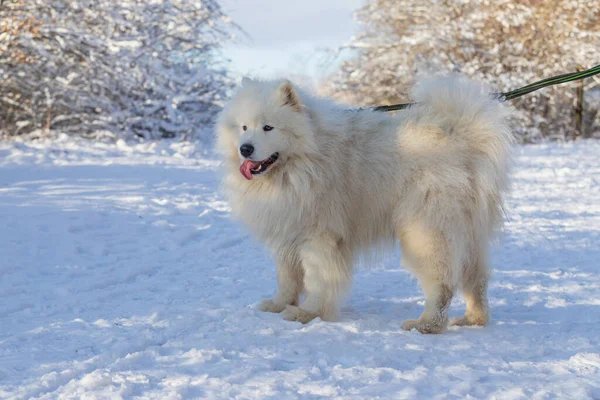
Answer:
[240,143,254,158]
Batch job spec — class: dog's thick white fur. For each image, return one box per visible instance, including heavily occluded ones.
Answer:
[216,76,512,334]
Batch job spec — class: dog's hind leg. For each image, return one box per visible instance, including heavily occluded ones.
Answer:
[400,281,454,334]
[259,255,304,313]
[282,233,352,323]
[399,224,457,334]
[450,249,490,327]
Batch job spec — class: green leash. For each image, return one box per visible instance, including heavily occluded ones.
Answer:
[372,64,600,112]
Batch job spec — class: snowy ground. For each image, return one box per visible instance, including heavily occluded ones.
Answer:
[1,136,599,399]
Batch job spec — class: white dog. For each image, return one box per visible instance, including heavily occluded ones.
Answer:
[216,76,512,334]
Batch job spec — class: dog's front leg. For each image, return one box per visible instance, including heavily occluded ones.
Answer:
[258,255,303,313]
[282,234,352,323]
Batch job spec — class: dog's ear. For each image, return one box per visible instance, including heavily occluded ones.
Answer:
[241,77,253,87]
[278,80,302,112]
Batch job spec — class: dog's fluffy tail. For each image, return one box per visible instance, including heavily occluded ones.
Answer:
[412,76,514,234]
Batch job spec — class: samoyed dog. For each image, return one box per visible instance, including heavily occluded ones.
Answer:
[216,76,512,334]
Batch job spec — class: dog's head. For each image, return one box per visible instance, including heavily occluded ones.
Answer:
[216,78,316,181]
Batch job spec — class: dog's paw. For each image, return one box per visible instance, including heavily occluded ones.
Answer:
[281,305,318,324]
[258,299,286,313]
[401,318,446,334]
[449,314,488,327]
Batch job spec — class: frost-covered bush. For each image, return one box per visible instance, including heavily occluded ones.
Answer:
[0,0,236,140]
[326,0,600,142]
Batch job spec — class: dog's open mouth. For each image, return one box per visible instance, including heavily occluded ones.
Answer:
[239,152,279,180]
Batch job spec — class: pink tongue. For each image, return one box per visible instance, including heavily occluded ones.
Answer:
[240,160,261,180]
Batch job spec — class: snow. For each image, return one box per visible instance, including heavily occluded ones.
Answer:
[1,137,599,399]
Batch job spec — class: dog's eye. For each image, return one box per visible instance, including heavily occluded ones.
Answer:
[263,125,273,132]
[242,125,247,131]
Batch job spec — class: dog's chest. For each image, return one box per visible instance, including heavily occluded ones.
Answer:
[234,194,308,240]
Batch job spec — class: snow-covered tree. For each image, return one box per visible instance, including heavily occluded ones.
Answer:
[0,0,237,140]
[326,0,600,142]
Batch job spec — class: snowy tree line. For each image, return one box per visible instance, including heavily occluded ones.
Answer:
[326,0,600,142]
[0,0,236,140]
[2,0,599,143]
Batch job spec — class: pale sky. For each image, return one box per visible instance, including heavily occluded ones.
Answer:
[220,0,364,84]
